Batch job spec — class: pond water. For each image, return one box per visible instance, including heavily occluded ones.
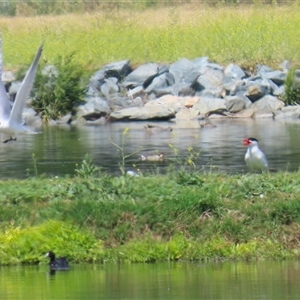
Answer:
[0,118,300,179]
[1,260,300,299]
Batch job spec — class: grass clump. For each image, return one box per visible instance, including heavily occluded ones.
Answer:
[283,67,300,105]
[0,220,104,265]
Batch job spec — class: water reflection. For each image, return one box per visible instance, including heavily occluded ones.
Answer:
[0,118,300,179]
[1,261,300,299]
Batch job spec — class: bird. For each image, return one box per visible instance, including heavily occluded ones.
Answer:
[45,251,70,270]
[242,137,268,172]
[144,124,173,134]
[0,39,43,143]
[126,170,140,177]
[140,153,164,161]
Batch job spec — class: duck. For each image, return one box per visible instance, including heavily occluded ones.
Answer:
[140,153,164,161]
[144,124,173,134]
[45,251,70,270]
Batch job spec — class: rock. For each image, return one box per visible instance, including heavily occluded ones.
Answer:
[169,58,200,85]
[22,107,42,127]
[192,57,210,73]
[100,77,119,98]
[224,63,246,80]
[145,72,175,94]
[273,85,285,96]
[265,70,286,86]
[110,103,175,121]
[122,63,159,88]
[126,86,145,99]
[77,96,111,119]
[251,95,284,113]
[153,95,187,113]
[85,115,110,125]
[2,70,15,83]
[245,82,267,102]
[175,107,200,120]
[102,60,132,79]
[274,106,300,119]
[108,95,144,111]
[192,97,227,115]
[8,81,22,101]
[224,79,247,97]
[168,58,201,96]
[195,65,224,98]
[225,95,251,113]
[56,114,72,124]
[227,108,255,118]
[89,69,105,92]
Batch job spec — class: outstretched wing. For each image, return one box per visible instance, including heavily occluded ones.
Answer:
[9,44,43,124]
[0,38,13,123]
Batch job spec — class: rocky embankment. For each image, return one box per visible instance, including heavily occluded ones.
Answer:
[4,57,300,125]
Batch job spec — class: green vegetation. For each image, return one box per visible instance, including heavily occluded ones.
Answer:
[1,5,300,69]
[31,53,86,121]
[283,67,300,105]
[1,161,300,265]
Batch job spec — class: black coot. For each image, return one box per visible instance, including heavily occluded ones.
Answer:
[45,251,70,270]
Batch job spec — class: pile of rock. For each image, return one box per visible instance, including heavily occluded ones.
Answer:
[4,56,300,125]
[77,57,296,123]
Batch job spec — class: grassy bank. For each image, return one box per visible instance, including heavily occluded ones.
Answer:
[1,166,300,265]
[1,5,300,70]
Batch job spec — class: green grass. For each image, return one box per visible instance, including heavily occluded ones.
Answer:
[1,5,300,71]
[1,169,300,265]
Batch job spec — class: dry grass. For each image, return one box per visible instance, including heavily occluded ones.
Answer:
[1,4,300,70]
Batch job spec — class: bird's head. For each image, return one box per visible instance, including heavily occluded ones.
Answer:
[242,137,258,146]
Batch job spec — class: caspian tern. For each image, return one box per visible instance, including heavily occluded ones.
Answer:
[0,39,43,143]
[242,137,269,172]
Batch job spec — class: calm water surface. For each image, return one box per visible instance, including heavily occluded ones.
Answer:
[0,118,300,179]
[1,261,300,299]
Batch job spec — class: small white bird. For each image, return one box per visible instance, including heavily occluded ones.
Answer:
[243,137,268,172]
[0,39,43,143]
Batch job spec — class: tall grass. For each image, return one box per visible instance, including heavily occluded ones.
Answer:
[1,5,300,70]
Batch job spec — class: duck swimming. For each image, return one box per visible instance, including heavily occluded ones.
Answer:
[144,124,173,134]
[140,153,164,161]
[45,251,70,270]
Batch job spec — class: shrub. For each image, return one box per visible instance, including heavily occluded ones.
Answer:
[31,53,86,122]
[283,67,300,105]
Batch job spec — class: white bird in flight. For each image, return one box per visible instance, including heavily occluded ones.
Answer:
[0,39,43,143]
[242,137,269,172]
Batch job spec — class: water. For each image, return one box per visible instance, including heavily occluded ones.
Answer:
[1,118,300,179]
[1,261,300,299]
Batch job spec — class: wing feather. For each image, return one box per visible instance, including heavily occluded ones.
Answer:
[9,44,43,124]
[0,38,13,122]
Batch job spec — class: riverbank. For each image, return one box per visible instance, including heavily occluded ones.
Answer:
[1,167,300,266]
[2,5,300,125]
